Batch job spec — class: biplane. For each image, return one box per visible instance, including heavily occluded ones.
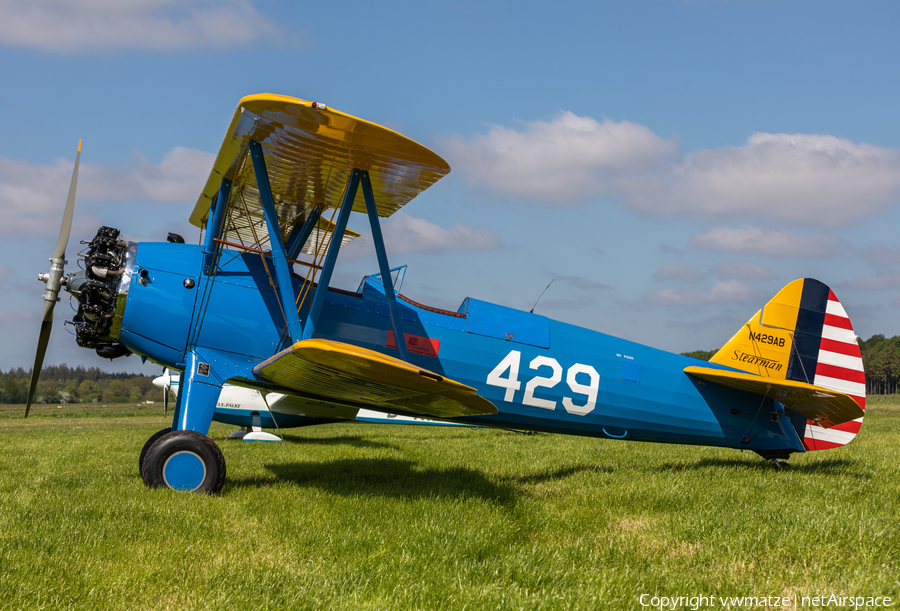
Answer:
[27,94,866,493]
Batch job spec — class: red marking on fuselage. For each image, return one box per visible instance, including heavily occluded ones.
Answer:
[386,330,440,357]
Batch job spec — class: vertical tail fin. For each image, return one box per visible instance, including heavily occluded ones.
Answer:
[710,279,865,451]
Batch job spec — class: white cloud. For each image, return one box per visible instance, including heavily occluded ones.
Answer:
[0,311,38,325]
[643,279,758,306]
[638,133,900,227]
[712,261,774,281]
[446,115,900,228]
[689,226,848,258]
[81,147,216,202]
[0,0,285,52]
[862,245,900,267]
[0,147,214,237]
[550,273,611,291]
[440,111,680,204]
[381,213,501,254]
[839,273,900,291]
[650,262,773,286]
[652,263,704,283]
[537,295,598,311]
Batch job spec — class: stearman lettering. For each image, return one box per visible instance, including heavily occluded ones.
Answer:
[732,350,783,372]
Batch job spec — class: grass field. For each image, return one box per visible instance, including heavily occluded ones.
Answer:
[1,402,898,610]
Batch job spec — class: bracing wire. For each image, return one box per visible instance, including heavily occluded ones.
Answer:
[238,189,288,328]
[260,392,286,445]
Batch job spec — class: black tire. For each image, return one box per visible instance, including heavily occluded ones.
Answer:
[141,430,226,494]
[139,428,171,473]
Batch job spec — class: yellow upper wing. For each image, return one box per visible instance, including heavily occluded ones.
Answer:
[190,94,451,249]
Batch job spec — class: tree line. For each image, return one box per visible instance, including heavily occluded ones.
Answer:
[0,365,161,405]
[859,335,900,395]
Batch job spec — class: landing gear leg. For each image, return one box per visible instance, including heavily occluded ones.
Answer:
[229,427,250,440]
[771,458,790,471]
[141,352,225,492]
[753,449,794,470]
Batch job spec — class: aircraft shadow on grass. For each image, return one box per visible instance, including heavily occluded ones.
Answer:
[255,458,519,504]
[652,456,866,477]
[227,459,610,503]
[272,434,399,452]
[513,464,617,485]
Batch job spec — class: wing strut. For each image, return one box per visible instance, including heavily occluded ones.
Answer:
[301,170,359,341]
[248,140,304,342]
[285,204,322,260]
[203,178,232,266]
[361,171,408,362]
[298,169,409,361]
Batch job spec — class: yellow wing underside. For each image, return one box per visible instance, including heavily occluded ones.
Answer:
[684,366,864,428]
[190,94,451,253]
[254,339,497,419]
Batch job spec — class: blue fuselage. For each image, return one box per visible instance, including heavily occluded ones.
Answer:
[116,242,806,454]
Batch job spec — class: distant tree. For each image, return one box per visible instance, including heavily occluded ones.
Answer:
[102,380,125,403]
[0,377,27,404]
[0,366,157,404]
[860,335,900,395]
[680,350,716,361]
[77,380,96,403]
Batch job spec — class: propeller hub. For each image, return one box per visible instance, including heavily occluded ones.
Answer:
[40,256,67,302]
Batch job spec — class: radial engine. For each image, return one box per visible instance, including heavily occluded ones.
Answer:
[65,226,133,359]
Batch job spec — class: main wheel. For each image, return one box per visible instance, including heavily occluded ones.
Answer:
[139,428,171,473]
[141,430,226,494]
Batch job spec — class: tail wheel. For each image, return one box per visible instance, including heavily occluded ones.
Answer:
[139,428,172,473]
[141,430,226,494]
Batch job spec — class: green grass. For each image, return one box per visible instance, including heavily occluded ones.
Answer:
[864,394,900,407]
[1,403,898,610]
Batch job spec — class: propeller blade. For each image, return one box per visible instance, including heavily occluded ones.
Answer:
[26,142,81,418]
[53,140,81,262]
[25,301,55,417]
[164,384,169,417]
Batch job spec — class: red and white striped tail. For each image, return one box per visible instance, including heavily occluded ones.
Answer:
[804,290,866,451]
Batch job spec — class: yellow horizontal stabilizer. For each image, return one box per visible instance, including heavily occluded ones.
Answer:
[254,339,496,419]
[190,94,451,246]
[684,366,863,428]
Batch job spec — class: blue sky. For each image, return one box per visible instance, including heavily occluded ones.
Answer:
[1,0,899,375]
